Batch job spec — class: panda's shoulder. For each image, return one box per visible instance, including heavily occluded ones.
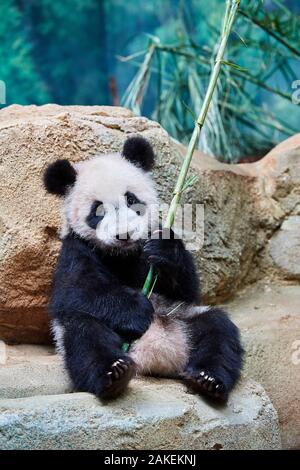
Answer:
[59,233,100,268]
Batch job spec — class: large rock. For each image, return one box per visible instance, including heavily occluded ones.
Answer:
[0,345,281,450]
[0,344,282,450]
[0,104,299,343]
[0,344,70,399]
[269,215,300,279]
[227,282,300,449]
[188,140,300,292]
[263,133,300,156]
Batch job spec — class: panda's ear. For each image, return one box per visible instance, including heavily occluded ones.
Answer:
[122,136,155,171]
[43,159,77,196]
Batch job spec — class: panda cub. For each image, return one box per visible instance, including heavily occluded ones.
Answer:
[44,136,243,402]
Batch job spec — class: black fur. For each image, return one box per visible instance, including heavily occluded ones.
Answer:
[122,136,155,171]
[50,230,243,401]
[43,159,76,196]
[143,228,200,303]
[50,233,154,343]
[182,308,243,402]
[86,201,104,229]
[62,315,136,399]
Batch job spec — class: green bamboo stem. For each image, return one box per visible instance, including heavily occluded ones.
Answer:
[142,0,241,295]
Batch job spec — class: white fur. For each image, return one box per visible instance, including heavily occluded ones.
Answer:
[129,294,211,377]
[130,316,189,377]
[51,319,66,358]
[183,305,211,318]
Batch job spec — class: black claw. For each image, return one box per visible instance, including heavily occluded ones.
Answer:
[114,364,123,374]
[102,357,136,399]
[183,368,228,402]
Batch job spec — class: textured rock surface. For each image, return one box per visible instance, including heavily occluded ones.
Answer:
[264,133,300,157]
[0,346,281,450]
[269,215,300,279]
[0,344,70,399]
[0,340,7,365]
[0,345,282,450]
[226,282,300,449]
[0,104,299,344]
[175,134,299,299]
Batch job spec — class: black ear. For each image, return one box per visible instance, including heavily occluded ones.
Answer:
[43,159,76,196]
[122,136,155,171]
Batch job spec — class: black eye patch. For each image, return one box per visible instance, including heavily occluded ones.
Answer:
[125,191,146,216]
[86,200,105,229]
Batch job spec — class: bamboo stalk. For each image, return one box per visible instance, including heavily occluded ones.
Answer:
[143,0,241,295]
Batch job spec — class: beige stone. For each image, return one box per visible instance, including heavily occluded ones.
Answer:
[0,344,70,398]
[263,133,300,157]
[269,215,300,279]
[226,282,300,449]
[0,346,281,450]
[0,340,7,365]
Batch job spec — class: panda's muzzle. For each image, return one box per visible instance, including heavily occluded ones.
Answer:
[115,230,135,241]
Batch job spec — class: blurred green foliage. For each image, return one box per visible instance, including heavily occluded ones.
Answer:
[0,0,299,160]
[121,0,300,160]
[0,0,109,104]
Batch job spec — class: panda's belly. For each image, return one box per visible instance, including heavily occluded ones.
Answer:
[129,316,189,377]
[129,294,191,377]
[129,294,211,377]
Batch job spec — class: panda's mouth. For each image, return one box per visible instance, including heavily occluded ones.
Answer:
[115,230,136,242]
[115,239,134,248]
[105,237,142,255]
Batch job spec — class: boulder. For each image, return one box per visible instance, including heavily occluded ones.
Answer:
[0,340,6,365]
[227,282,300,449]
[0,345,281,450]
[263,133,300,156]
[269,215,300,279]
[0,104,299,344]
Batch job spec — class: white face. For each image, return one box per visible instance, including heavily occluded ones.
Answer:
[63,153,158,251]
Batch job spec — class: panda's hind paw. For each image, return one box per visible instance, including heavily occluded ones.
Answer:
[182,368,228,403]
[102,357,136,399]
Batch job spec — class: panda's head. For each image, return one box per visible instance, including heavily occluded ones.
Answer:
[43,137,159,252]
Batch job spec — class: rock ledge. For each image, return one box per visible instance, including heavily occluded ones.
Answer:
[0,345,281,450]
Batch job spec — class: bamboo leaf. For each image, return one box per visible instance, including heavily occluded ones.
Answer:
[221,60,247,72]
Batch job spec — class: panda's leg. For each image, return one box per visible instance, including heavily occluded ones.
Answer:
[182,307,243,402]
[52,316,136,399]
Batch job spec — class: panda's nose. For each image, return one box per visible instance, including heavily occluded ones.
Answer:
[116,232,131,241]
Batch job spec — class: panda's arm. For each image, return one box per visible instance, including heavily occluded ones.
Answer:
[49,237,154,341]
[143,232,200,303]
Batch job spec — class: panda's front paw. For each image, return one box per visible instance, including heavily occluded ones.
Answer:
[143,228,183,270]
[101,357,136,399]
[118,290,154,340]
[131,294,154,338]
